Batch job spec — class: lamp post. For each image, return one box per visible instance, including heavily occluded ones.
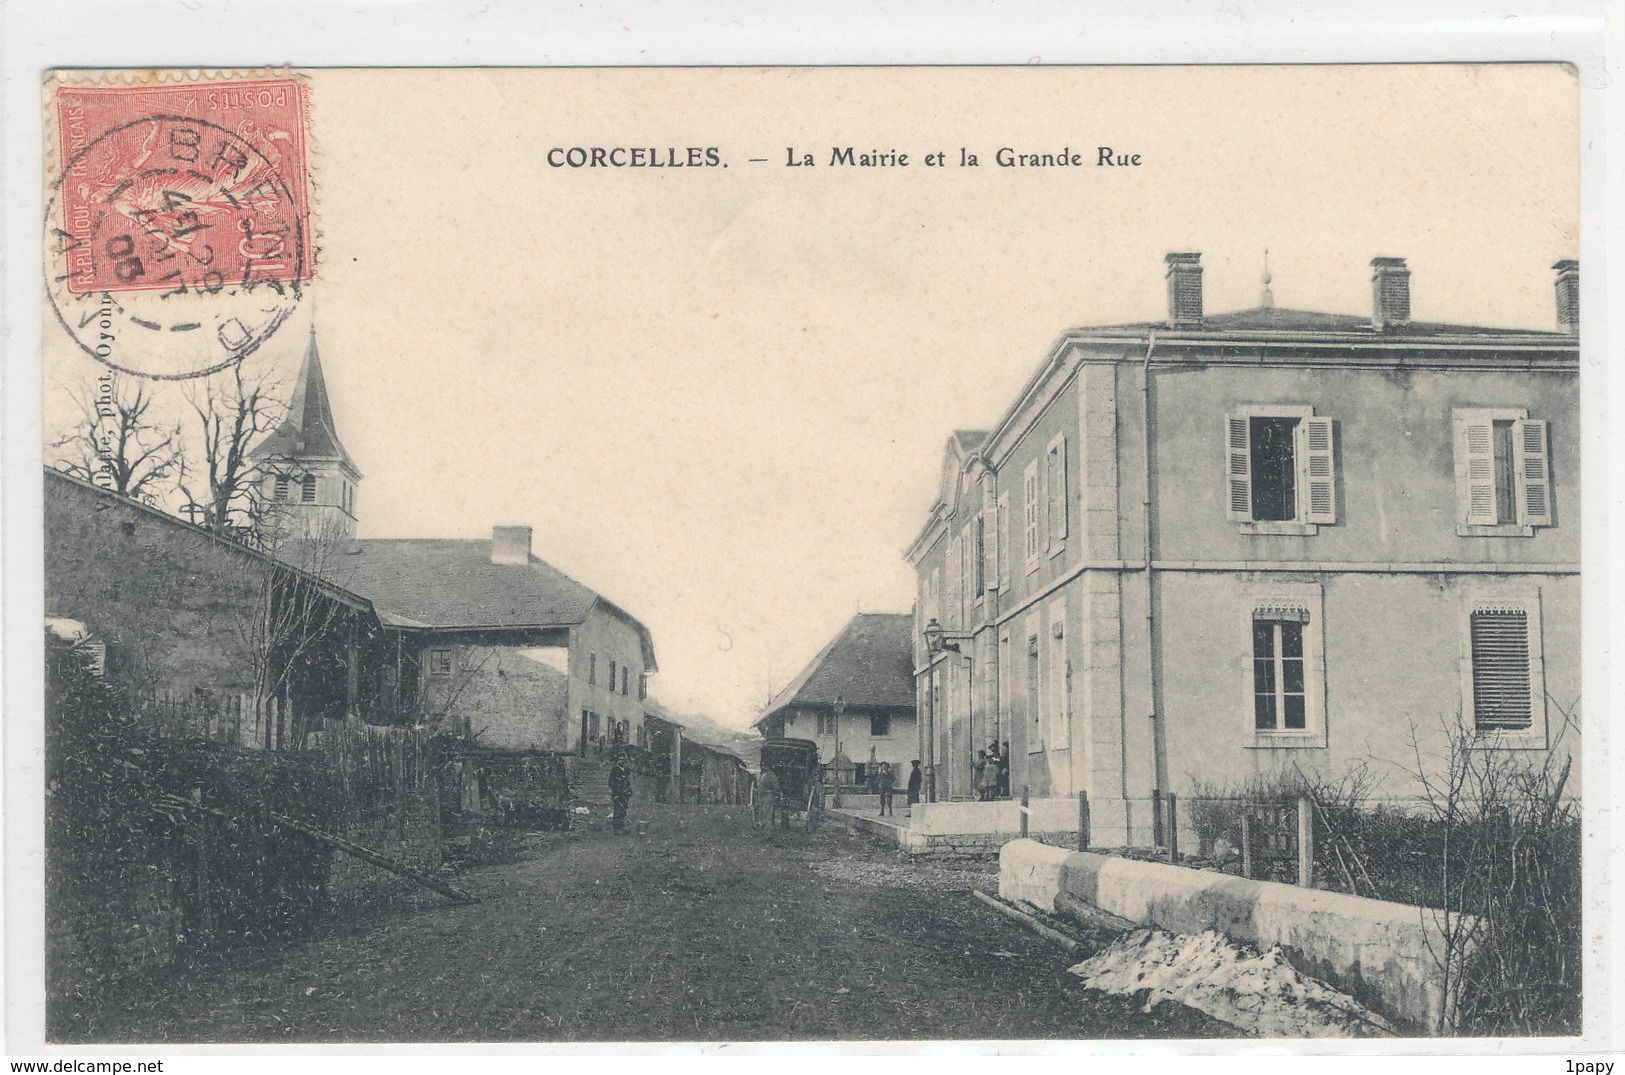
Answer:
[923,617,972,804]
[831,694,845,808]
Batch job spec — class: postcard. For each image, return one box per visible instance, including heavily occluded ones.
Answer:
[15,59,1607,1056]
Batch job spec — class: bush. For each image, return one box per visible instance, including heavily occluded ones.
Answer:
[46,632,343,1036]
[1185,742,1580,1037]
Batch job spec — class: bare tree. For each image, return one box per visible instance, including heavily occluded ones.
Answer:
[233,506,363,750]
[178,363,285,538]
[49,371,180,504]
[1399,709,1581,1035]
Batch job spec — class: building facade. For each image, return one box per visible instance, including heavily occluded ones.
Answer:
[343,526,658,755]
[755,612,918,788]
[906,253,1580,842]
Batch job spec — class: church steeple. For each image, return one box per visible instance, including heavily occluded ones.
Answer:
[251,326,362,540]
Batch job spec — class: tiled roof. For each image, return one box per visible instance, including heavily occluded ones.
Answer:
[1069,306,1570,340]
[758,612,916,726]
[340,538,600,630]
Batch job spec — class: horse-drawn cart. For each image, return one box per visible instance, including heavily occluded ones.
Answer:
[754,737,822,829]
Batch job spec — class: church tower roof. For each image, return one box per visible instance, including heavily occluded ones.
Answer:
[250,327,360,476]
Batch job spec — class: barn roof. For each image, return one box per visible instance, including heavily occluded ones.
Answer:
[342,537,656,670]
[756,612,915,728]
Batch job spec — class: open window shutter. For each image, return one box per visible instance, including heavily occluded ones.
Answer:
[1225,416,1252,521]
[1301,417,1338,524]
[1456,417,1498,525]
[1514,419,1553,526]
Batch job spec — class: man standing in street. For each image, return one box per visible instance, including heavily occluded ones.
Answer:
[906,759,923,807]
[609,748,633,835]
[756,766,781,832]
[877,762,895,816]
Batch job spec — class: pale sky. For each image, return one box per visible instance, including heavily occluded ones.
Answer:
[43,65,1579,727]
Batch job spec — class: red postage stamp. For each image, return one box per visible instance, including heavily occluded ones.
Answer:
[52,76,313,298]
[45,72,313,379]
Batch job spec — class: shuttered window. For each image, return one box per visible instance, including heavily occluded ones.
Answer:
[1224,410,1337,526]
[1454,411,1553,529]
[1469,609,1533,731]
[975,511,989,596]
[300,474,317,503]
[1023,462,1040,566]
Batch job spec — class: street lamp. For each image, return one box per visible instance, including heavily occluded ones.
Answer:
[924,617,957,655]
[831,694,845,808]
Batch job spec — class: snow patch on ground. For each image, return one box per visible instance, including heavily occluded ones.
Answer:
[1069,928,1397,1038]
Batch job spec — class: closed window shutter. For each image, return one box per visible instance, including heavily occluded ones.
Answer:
[960,530,970,614]
[1514,419,1553,526]
[1225,416,1252,521]
[979,511,994,594]
[1048,439,1069,542]
[1457,417,1498,524]
[1470,609,1533,730]
[1301,417,1337,523]
[1023,465,1039,562]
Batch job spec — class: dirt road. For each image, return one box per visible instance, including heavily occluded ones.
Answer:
[63,806,1237,1043]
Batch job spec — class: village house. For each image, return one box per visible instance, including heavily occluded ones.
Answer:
[249,331,661,757]
[755,612,917,792]
[905,253,1580,845]
[340,528,657,755]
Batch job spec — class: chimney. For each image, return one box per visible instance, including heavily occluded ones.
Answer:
[1553,259,1579,334]
[1370,257,1411,331]
[491,525,532,565]
[1165,252,1203,328]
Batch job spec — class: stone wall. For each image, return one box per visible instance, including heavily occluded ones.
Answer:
[421,642,571,751]
[45,471,267,698]
[999,838,1472,1033]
